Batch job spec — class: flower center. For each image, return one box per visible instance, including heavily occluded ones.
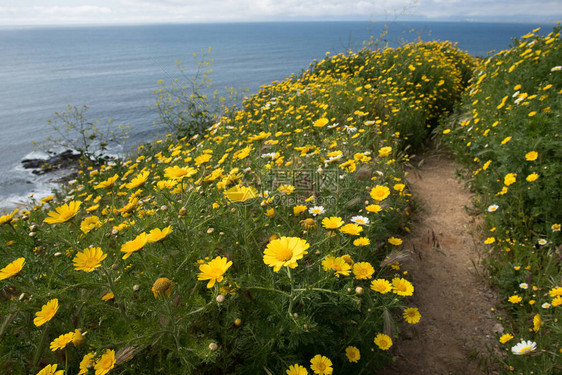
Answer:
[277,246,293,262]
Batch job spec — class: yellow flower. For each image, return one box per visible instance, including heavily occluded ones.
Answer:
[265,208,275,218]
[73,247,107,272]
[0,257,25,280]
[352,262,374,279]
[508,295,522,304]
[44,201,81,224]
[194,153,212,166]
[80,215,102,234]
[504,173,517,186]
[293,205,307,215]
[36,364,64,375]
[339,223,363,236]
[370,278,392,293]
[310,354,333,375]
[125,171,149,189]
[403,307,421,324]
[552,296,562,306]
[101,292,114,301]
[365,204,382,213]
[300,218,317,230]
[387,237,403,246]
[313,118,329,127]
[72,329,85,347]
[164,166,198,180]
[223,185,258,203]
[263,237,309,272]
[277,184,295,195]
[322,256,351,277]
[499,333,514,344]
[484,237,495,244]
[370,185,390,201]
[94,174,119,189]
[345,346,360,363]
[197,256,233,288]
[0,208,18,225]
[378,146,392,157]
[374,333,393,350]
[501,136,512,145]
[120,233,149,259]
[533,314,541,332]
[526,173,539,182]
[321,216,344,230]
[152,277,174,297]
[147,226,173,243]
[549,286,562,297]
[79,353,95,375]
[286,364,308,375]
[525,151,538,161]
[353,237,370,246]
[393,183,405,192]
[94,349,116,375]
[392,277,414,296]
[50,331,75,351]
[34,298,59,326]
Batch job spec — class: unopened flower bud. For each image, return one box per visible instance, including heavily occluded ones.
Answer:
[355,287,364,295]
[207,228,214,234]
[160,205,168,212]
[54,252,62,257]
[29,232,36,237]
[209,342,218,351]
[216,295,225,303]
[179,208,187,216]
[234,318,242,327]
[133,285,140,292]
[111,228,119,235]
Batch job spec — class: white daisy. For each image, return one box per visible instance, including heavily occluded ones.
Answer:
[550,66,562,72]
[511,340,536,355]
[538,239,547,246]
[309,206,325,216]
[351,216,370,226]
[541,302,551,309]
[487,204,499,212]
[519,283,528,290]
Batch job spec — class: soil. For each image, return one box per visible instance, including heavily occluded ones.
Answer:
[380,153,500,375]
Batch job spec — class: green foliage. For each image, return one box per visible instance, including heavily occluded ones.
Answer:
[438,25,562,375]
[34,104,130,166]
[152,47,245,139]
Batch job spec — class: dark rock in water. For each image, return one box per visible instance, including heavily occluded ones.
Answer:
[22,150,81,175]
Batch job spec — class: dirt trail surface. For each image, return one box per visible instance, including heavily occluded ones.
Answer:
[380,153,499,375]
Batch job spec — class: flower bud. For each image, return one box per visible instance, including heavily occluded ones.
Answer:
[216,295,225,303]
[355,287,364,295]
[209,342,218,351]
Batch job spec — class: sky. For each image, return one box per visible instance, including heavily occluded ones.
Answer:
[0,0,560,26]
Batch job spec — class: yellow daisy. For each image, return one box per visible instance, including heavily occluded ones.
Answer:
[120,233,148,259]
[263,236,309,272]
[44,201,81,224]
[197,256,233,288]
[0,257,25,280]
[34,298,59,327]
[73,247,107,272]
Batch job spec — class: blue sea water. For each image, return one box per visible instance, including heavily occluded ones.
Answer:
[0,21,557,208]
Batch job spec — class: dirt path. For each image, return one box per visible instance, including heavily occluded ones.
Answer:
[380,153,499,375]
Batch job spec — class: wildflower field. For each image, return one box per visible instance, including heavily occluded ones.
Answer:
[0,24,560,375]
[0,39,475,375]
[440,25,561,374]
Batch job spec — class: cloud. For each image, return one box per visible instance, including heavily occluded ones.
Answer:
[33,5,112,17]
[0,0,560,25]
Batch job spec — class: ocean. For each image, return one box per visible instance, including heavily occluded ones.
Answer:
[0,21,556,209]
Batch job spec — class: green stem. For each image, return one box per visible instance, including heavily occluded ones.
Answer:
[33,325,49,367]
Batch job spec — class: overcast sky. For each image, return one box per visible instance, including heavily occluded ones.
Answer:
[0,0,560,26]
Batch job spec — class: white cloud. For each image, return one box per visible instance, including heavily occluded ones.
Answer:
[0,0,560,25]
[33,5,112,16]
